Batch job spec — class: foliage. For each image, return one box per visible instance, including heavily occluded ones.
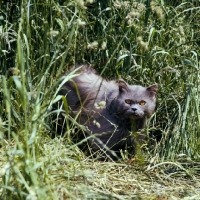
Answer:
[0,0,200,199]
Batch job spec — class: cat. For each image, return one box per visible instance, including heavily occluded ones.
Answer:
[54,65,158,160]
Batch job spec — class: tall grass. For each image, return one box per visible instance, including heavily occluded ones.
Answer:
[0,0,200,199]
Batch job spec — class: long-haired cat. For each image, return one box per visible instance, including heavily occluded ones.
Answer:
[54,65,157,160]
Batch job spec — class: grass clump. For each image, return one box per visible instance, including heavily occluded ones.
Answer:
[0,0,200,199]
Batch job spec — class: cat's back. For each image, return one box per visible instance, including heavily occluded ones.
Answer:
[60,65,118,109]
[73,65,116,88]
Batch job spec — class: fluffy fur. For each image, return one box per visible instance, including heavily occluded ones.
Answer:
[55,65,158,160]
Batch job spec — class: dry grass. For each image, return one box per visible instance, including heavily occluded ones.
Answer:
[1,137,200,199]
[32,138,200,199]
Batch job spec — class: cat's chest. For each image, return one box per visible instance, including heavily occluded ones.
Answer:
[83,109,132,134]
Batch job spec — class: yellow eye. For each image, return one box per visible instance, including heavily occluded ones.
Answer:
[125,99,132,104]
[139,100,146,106]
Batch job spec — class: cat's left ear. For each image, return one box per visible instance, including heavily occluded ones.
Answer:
[118,79,128,92]
[146,84,158,95]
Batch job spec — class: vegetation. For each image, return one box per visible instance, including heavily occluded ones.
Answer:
[0,0,200,199]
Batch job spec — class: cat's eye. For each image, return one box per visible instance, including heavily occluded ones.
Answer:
[139,100,146,106]
[125,99,132,104]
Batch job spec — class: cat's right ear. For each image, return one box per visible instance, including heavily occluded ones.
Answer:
[118,79,128,92]
[146,84,158,95]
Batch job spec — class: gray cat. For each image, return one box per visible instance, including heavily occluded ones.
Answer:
[55,65,157,160]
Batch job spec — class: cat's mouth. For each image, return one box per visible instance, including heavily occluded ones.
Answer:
[127,113,144,119]
[122,110,144,119]
[130,115,142,119]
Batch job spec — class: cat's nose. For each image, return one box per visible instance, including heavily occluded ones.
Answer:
[132,108,137,112]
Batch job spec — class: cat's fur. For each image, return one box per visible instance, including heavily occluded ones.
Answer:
[55,65,157,160]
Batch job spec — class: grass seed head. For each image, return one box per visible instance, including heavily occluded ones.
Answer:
[77,19,86,28]
[87,41,98,49]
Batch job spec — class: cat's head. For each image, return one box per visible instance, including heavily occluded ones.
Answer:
[114,79,158,119]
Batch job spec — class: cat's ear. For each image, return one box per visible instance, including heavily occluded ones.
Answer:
[118,79,128,92]
[146,84,158,95]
